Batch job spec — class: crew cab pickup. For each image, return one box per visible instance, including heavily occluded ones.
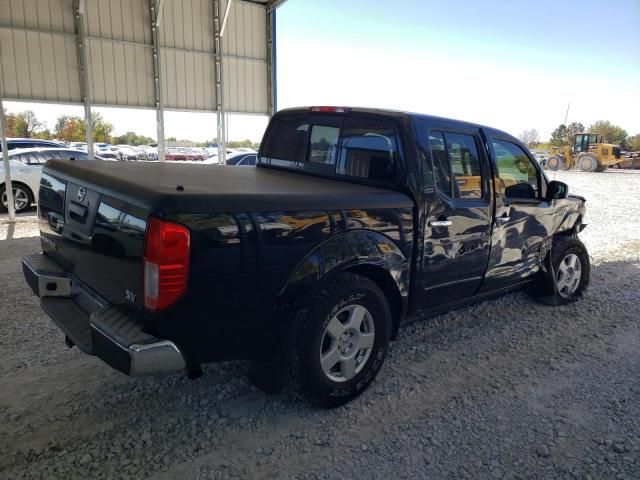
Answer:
[23,107,589,407]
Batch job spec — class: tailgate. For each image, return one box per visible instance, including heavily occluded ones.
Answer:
[38,167,148,309]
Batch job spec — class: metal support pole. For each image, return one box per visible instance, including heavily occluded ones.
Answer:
[213,0,227,164]
[151,0,166,161]
[266,8,276,117]
[74,0,94,160]
[0,98,16,220]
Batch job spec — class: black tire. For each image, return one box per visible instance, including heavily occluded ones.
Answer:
[578,154,598,172]
[546,155,559,171]
[290,273,391,408]
[0,183,34,213]
[595,164,607,172]
[533,237,590,306]
[546,155,569,171]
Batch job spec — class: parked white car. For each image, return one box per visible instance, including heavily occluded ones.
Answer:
[1,147,95,213]
[1,160,41,213]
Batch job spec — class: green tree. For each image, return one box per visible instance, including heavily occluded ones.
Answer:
[13,110,44,137]
[55,115,85,142]
[3,109,19,137]
[627,134,640,152]
[549,122,585,147]
[112,131,155,146]
[550,124,568,147]
[33,129,52,140]
[227,139,254,148]
[54,112,114,143]
[588,120,628,149]
[566,122,585,139]
[90,113,114,143]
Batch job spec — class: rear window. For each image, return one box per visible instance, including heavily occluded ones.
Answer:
[260,114,399,184]
[309,125,339,165]
[264,116,309,166]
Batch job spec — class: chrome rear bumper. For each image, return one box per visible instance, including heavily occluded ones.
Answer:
[22,253,186,376]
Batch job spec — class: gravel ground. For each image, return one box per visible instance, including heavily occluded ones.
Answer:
[1,170,639,480]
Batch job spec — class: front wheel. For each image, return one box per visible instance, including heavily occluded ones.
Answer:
[290,273,391,407]
[546,155,569,171]
[534,237,590,306]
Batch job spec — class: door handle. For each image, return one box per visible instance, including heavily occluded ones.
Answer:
[495,215,510,225]
[429,220,452,228]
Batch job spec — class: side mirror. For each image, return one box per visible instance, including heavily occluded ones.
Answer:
[546,180,569,201]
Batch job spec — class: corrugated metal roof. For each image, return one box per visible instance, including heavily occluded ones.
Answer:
[0,0,280,114]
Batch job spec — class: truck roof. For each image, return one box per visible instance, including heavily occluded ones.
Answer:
[277,106,520,144]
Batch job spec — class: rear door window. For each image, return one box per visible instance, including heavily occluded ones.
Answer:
[428,131,452,197]
[428,130,485,200]
[337,117,398,183]
[445,132,483,199]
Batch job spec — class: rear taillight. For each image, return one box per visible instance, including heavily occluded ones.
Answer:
[143,217,190,311]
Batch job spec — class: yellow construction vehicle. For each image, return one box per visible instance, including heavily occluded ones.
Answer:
[545,133,622,172]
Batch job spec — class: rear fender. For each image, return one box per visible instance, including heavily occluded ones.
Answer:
[278,230,410,316]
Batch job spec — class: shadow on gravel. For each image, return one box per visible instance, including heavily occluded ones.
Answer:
[48,258,640,420]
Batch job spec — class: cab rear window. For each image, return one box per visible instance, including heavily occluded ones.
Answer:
[260,114,399,184]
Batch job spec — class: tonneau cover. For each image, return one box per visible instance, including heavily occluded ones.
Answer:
[44,160,413,214]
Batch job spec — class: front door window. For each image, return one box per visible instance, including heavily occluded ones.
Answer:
[492,139,542,200]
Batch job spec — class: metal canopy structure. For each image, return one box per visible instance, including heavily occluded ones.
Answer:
[0,0,284,219]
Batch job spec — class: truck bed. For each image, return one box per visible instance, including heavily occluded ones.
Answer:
[45,160,413,214]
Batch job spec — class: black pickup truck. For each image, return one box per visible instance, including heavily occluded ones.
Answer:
[23,107,589,407]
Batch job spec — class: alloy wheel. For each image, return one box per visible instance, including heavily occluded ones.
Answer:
[557,253,582,298]
[319,304,376,382]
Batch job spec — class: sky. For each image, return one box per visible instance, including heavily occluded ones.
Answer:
[4,0,640,142]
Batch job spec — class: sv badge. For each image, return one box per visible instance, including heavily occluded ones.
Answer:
[125,290,136,303]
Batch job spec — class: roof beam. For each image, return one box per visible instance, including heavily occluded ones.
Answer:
[266,0,288,12]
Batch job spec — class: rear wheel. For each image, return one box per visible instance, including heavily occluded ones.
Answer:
[290,273,391,407]
[0,183,33,213]
[578,154,598,172]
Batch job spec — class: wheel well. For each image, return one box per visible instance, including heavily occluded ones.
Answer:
[345,264,403,339]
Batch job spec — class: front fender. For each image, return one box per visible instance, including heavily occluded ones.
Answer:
[554,196,586,236]
[278,229,410,310]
